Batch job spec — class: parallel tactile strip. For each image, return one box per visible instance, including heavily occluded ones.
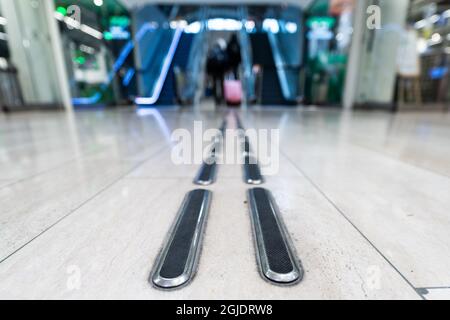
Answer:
[243,155,264,185]
[151,189,212,289]
[194,119,225,186]
[247,188,303,285]
[235,114,264,185]
[194,158,217,186]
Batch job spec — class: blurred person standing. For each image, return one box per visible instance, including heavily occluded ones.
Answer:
[226,34,242,79]
[207,39,228,105]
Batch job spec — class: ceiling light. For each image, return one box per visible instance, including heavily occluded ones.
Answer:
[415,14,441,29]
[207,18,242,31]
[430,14,440,23]
[185,21,201,34]
[263,19,279,34]
[285,22,298,33]
[431,33,442,42]
[93,0,103,7]
[80,24,103,39]
[64,16,81,29]
[414,19,427,29]
[245,20,255,32]
[170,20,187,29]
[417,38,428,53]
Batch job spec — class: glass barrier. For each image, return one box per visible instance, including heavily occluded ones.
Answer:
[71,22,157,106]
[266,19,302,102]
[239,7,256,103]
[136,27,177,102]
[180,9,208,104]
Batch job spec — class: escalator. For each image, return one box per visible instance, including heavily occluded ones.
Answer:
[135,29,196,107]
[250,32,289,106]
[156,33,194,106]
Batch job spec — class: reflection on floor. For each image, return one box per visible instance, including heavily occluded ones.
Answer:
[0,107,449,299]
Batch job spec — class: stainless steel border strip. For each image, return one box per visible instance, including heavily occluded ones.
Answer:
[247,188,303,285]
[151,190,212,289]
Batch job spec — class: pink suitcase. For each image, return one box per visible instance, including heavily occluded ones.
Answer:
[224,79,242,106]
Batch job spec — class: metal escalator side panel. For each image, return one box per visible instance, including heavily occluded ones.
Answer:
[157,33,196,106]
[135,27,184,106]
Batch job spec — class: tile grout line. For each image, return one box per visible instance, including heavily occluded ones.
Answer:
[0,143,129,191]
[0,145,168,266]
[417,286,450,290]
[280,149,425,300]
[0,157,84,191]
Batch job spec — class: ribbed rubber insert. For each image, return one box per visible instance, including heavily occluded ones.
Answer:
[253,188,293,274]
[160,190,206,278]
[244,156,263,184]
[194,160,216,185]
[152,190,211,289]
[243,136,251,154]
[248,188,302,284]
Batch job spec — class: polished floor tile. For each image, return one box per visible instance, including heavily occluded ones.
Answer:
[240,109,450,289]
[0,157,145,262]
[0,108,449,299]
[0,178,419,299]
[0,180,13,188]
[0,179,191,299]
[127,148,201,179]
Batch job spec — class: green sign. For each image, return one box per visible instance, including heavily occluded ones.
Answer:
[56,6,67,16]
[103,31,113,41]
[306,17,336,29]
[110,16,130,28]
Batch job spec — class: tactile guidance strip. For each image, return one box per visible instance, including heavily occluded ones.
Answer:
[241,135,263,185]
[243,155,264,185]
[194,140,219,185]
[194,119,226,186]
[247,188,303,285]
[194,159,217,186]
[151,189,212,289]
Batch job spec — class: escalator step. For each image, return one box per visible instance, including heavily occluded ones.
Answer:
[248,188,303,285]
[151,189,212,289]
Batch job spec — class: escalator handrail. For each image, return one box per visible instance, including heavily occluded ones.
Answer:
[239,7,256,102]
[135,27,184,105]
[136,30,168,74]
[71,22,157,105]
[181,9,208,103]
[266,30,296,102]
[136,5,181,74]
